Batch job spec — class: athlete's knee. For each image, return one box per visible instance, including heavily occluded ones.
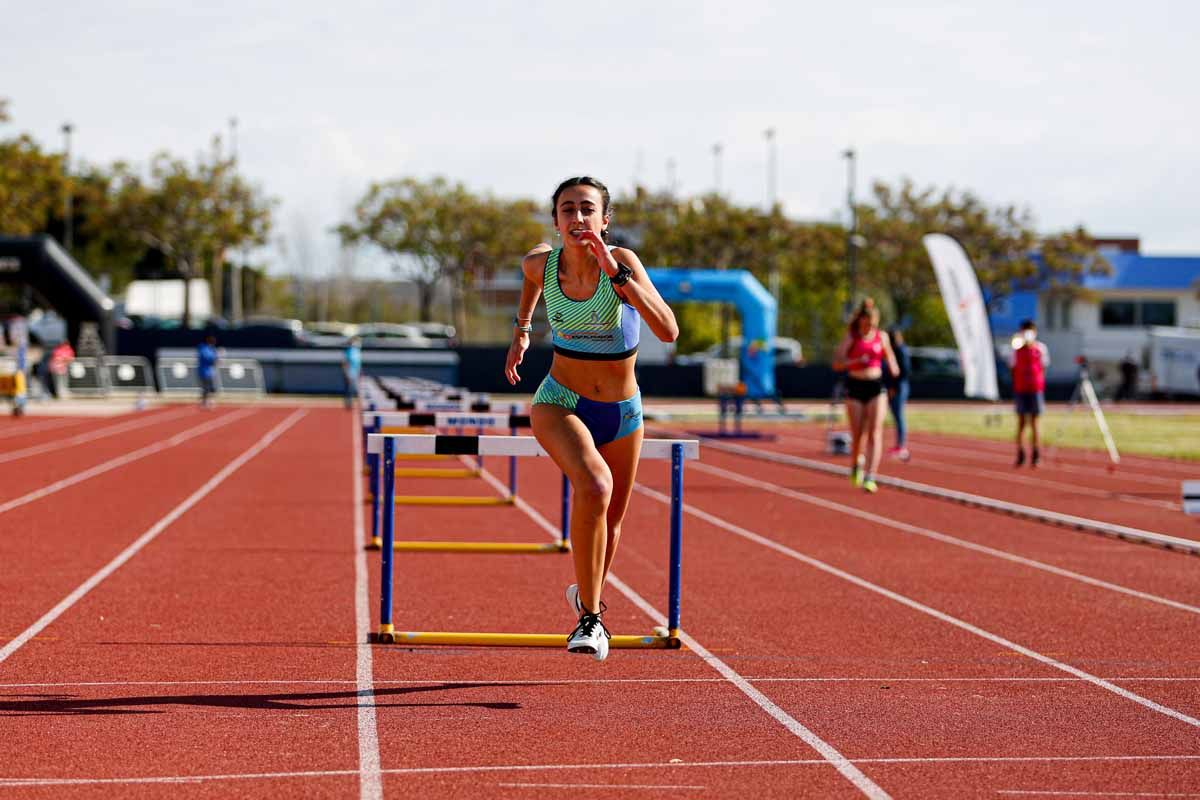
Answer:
[573,467,613,508]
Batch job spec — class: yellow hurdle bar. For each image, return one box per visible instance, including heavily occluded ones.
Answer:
[369,629,682,649]
[395,495,513,506]
[366,538,569,553]
[392,467,481,478]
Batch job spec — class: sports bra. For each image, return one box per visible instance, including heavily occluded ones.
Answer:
[543,247,640,361]
[847,330,883,369]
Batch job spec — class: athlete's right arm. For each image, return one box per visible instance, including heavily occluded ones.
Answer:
[505,245,551,386]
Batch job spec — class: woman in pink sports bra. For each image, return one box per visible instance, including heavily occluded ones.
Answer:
[832,299,899,493]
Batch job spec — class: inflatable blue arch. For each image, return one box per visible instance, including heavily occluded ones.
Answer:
[645,268,777,399]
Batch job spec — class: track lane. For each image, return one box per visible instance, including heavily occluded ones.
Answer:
[707,425,1200,542]
[0,409,281,647]
[517,454,1200,796]
[0,408,373,797]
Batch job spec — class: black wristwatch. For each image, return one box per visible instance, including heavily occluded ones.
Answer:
[610,263,633,286]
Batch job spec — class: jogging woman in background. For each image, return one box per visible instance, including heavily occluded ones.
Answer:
[832,299,899,493]
[505,176,678,662]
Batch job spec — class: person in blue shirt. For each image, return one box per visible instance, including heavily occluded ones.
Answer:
[342,336,362,409]
[197,334,219,408]
[883,328,911,461]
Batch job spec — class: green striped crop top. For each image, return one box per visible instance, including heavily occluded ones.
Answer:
[543,247,641,360]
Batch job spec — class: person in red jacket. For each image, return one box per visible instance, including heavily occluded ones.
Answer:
[1008,319,1050,467]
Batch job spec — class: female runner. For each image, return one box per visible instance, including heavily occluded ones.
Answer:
[832,298,899,493]
[505,176,678,661]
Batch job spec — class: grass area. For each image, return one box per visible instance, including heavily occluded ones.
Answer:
[900,405,1200,461]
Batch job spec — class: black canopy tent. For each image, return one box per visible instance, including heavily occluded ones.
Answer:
[0,235,115,351]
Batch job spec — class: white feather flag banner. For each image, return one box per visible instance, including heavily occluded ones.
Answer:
[922,233,1000,401]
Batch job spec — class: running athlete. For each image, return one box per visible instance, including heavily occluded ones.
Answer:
[505,176,678,662]
[832,299,899,493]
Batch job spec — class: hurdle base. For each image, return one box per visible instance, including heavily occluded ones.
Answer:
[365,538,569,554]
[392,467,482,479]
[368,630,681,649]
[394,495,515,506]
[688,430,777,441]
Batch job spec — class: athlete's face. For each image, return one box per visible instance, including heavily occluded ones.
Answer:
[554,185,609,247]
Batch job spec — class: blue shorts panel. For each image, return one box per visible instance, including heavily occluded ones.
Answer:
[1014,391,1044,416]
[532,375,643,447]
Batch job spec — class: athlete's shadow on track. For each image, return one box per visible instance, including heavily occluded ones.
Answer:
[0,683,522,717]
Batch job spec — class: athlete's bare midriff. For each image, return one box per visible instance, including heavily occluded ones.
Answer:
[549,353,638,402]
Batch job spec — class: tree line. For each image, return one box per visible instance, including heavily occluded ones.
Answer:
[3,98,1107,354]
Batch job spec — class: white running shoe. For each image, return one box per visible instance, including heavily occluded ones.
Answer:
[567,609,610,662]
[565,584,583,616]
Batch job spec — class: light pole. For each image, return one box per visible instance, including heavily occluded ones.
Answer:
[228,116,242,323]
[765,127,779,302]
[712,142,723,195]
[842,147,858,315]
[61,123,74,253]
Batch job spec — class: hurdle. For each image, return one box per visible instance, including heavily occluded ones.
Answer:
[363,410,557,553]
[362,410,529,498]
[367,433,699,648]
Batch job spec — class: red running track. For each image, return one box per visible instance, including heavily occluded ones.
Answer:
[0,404,1197,798]
[689,420,1200,543]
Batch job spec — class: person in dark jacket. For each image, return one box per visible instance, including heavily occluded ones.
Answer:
[884,328,911,461]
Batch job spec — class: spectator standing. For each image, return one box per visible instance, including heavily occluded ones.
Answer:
[884,328,911,461]
[1115,352,1139,402]
[197,334,219,409]
[342,336,362,409]
[1009,319,1050,467]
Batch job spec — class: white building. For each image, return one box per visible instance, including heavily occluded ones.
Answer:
[990,239,1200,390]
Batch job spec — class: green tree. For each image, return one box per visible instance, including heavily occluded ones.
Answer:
[104,142,273,326]
[0,131,64,236]
[855,178,1109,343]
[337,176,545,336]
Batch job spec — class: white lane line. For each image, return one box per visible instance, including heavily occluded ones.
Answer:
[2,676,1198,689]
[497,783,705,790]
[775,430,1181,489]
[0,409,306,668]
[0,416,89,440]
[3,755,1199,788]
[351,410,383,800]
[692,461,1200,616]
[634,485,1200,731]
[476,468,891,800]
[0,408,257,516]
[4,681,1195,690]
[0,406,193,465]
[998,793,1200,798]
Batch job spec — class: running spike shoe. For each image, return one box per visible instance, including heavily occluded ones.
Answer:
[567,609,611,662]
[565,584,583,616]
[851,466,864,487]
[863,479,879,494]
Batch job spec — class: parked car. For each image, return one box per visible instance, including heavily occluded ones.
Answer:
[304,321,359,348]
[405,322,456,345]
[224,317,312,348]
[907,346,963,378]
[675,336,803,366]
[356,322,434,349]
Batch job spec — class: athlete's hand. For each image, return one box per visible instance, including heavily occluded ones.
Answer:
[505,334,529,385]
[575,230,617,275]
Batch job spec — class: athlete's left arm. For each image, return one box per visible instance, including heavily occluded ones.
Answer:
[609,247,679,342]
[880,331,901,378]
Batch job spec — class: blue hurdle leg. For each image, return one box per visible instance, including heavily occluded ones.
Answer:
[369,451,381,546]
[379,437,397,634]
[476,425,483,470]
[668,443,684,634]
[508,420,518,497]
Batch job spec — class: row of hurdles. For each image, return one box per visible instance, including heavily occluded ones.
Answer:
[356,375,701,651]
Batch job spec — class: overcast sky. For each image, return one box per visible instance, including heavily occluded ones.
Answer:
[4,1,1197,278]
